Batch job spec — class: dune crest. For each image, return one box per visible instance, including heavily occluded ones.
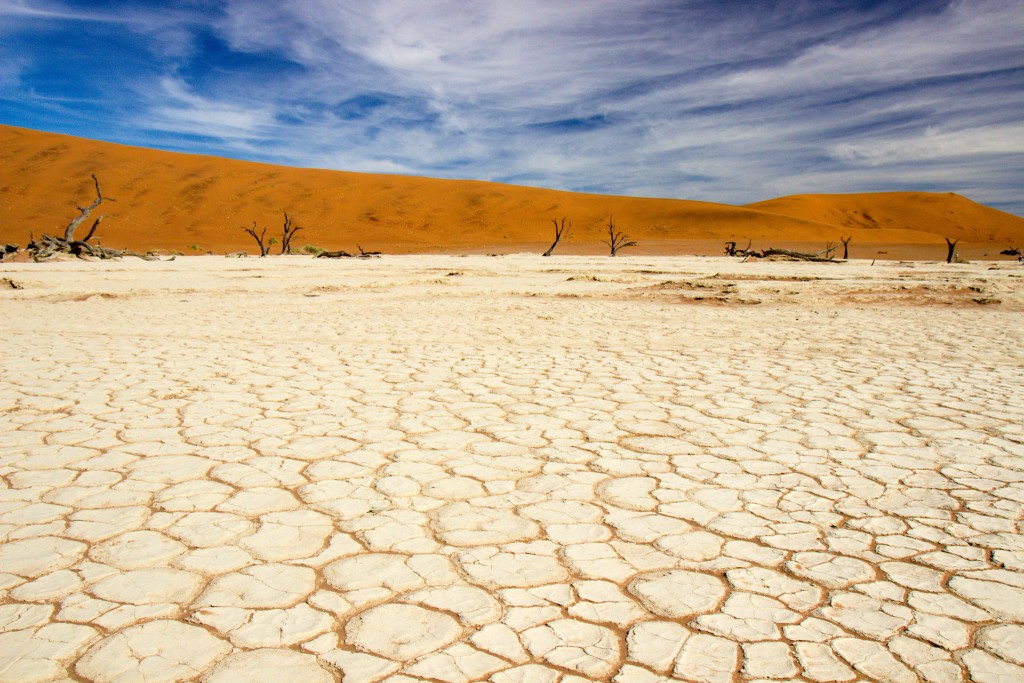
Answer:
[2,124,1022,256]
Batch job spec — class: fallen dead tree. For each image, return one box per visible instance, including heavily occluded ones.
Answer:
[724,240,753,257]
[316,246,383,259]
[724,240,840,262]
[756,248,838,262]
[27,175,159,262]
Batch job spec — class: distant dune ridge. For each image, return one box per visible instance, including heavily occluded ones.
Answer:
[2,124,1022,258]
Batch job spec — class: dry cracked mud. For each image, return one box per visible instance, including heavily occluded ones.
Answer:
[1,254,1023,682]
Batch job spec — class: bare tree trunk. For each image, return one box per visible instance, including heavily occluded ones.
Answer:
[280,211,303,255]
[64,174,109,242]
[244,221,270,257]
[542,217,571,256]
[604,217,637,256]
[945,237,959,263]
[841,236,852,260]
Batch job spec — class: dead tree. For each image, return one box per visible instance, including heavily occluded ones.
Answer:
[945,237,959,264]
[280,211,303,255]
[1,244,17,261]
[999,246,1020,256]
[841,236,853,260]
[822,241,838,259]
[243,221,271,257]
[542,217,571,256]
[27,174,157,261]
[316,249,353,258]
[357,245,382,258]
[604,217,637,257]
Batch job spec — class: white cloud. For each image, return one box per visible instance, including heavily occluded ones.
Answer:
[831,123,1024,165]
[0,0,123,21]
[142,78,278,140]
[719,0,1024,97]
[173,0,1024,213]
[4,0,1023,214]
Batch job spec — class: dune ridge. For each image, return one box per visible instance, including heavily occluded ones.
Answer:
[2,124,1022,257]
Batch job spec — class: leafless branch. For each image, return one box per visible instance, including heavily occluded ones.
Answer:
[243,221,270,257]
[542,217,571,256]
[280,210,303,254]
[63,174,113,243]
[604,216,637,257]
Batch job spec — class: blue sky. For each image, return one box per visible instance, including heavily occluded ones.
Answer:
[2,0,1023,215]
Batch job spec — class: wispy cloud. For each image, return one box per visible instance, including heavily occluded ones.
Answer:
[143,78,278,141]
[1,0,1022,214]
[0,0,129,22]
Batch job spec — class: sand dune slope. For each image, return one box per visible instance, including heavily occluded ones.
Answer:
[2,124,1022,255]
[748,193,1024,246]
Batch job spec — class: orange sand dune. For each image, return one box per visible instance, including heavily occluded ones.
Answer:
[2,124,1023,257]
[748,193,1024,245]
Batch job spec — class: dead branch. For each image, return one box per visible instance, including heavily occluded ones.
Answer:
[822,241,837,259]
[243,221,271,257]
[841,236,853,260]
[280,210,303,255]
[725,239,753,257]
[80,217,102,244]
[119,249,162,261]
[543,217,571,256]
[357,245,382,258]
[63,174,112,243]
[999,246,1020,256]
[604,216,637,257]
[316,250,353,258]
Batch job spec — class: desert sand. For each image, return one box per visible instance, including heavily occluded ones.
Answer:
[2,253,1023,681]
[3,124,1024,260]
